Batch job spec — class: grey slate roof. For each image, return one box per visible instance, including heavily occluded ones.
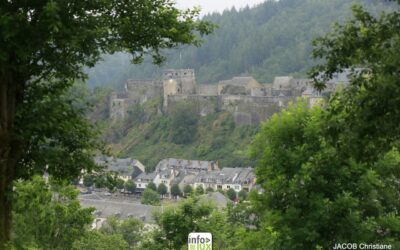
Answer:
[233,168,255,184]
[155,158,217,172]
[194,168,254,185]
[174,173,196,186]
[79,198,159,223]
[135,172,156,182]
[95,156,144,178]
[199,192,231,208]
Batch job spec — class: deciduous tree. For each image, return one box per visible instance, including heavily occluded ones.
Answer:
[83,175,94,188]
[183,185,193,196]
[238,190,247,201]
[115,178,125,191]
[124,180,136,194]
[195,185,204,195]
[226,188,236,201]
[0,0,213,244]
[147,182,157,191]
[157,183,168,198]
[12,176,94,249]
[72,231,129,250]
[153,197,214,249]
[170,184,181,198]
[141,188,160,206]
[100,217,144,248]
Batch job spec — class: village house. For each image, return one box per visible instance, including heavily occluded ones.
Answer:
[94,156,145,182]
[135,172,156,192]
[132,158,256,195]
[155,158,219,173]
[193,167,255,192]
[153,168,176,193]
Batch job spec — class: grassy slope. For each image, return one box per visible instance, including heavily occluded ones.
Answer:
[106,99,258,172]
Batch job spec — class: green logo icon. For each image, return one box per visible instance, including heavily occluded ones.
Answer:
[188,233,212,250]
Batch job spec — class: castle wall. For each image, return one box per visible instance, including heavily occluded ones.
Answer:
[110,80,163,122]
[220,85,248,95]
[166,95,219,117]
[251,87,266,97]
[162,69,197,107]
[166,94,297,126]
[272,76,294,90]
[271,89,293,97]
[220,95,296,125]
[196,84,219,96]
[125,80,163,105]
[162,69,196,95]
[110,96,128,122]
[109,69,340,126]
[163,80,179,107]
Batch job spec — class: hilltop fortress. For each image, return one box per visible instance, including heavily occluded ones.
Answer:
[110,69,349,125]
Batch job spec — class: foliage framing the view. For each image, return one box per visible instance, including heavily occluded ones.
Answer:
[0,0,214,245]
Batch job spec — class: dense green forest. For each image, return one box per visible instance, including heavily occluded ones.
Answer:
[86,0,394,89]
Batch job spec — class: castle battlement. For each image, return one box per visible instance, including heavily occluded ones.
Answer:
[162,69,195,81]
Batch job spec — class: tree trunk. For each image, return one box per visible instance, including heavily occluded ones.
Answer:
[0,71,20,247]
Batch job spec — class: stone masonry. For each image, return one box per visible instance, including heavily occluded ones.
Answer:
[110,69,350,125]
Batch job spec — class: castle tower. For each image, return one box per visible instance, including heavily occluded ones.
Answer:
[109,92,127,122]
[162,69,196,107]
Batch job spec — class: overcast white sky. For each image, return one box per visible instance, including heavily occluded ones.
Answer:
[176,0,267,15]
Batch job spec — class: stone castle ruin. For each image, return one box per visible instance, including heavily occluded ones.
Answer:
[110,69,350,125]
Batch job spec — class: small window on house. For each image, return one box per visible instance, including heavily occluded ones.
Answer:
[227,185,230,189]
[138,184,141,187]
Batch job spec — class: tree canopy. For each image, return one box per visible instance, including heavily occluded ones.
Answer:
[248,2,400,248]
[124,180,136,193]
[141,188,160,206]
[147,182,157,191]
[170,184,181,198]
[157,183,168,197]
[12,176,94,249]
[183,185,193,196]
[0,0,213,245]
[152,197,214,249]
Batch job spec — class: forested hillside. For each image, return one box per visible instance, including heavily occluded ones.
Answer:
[86,0,393,89]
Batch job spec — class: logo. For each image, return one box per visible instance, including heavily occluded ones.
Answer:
[188,233,212,250]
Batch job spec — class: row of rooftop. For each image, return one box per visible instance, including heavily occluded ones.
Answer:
[93,156,256,194]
